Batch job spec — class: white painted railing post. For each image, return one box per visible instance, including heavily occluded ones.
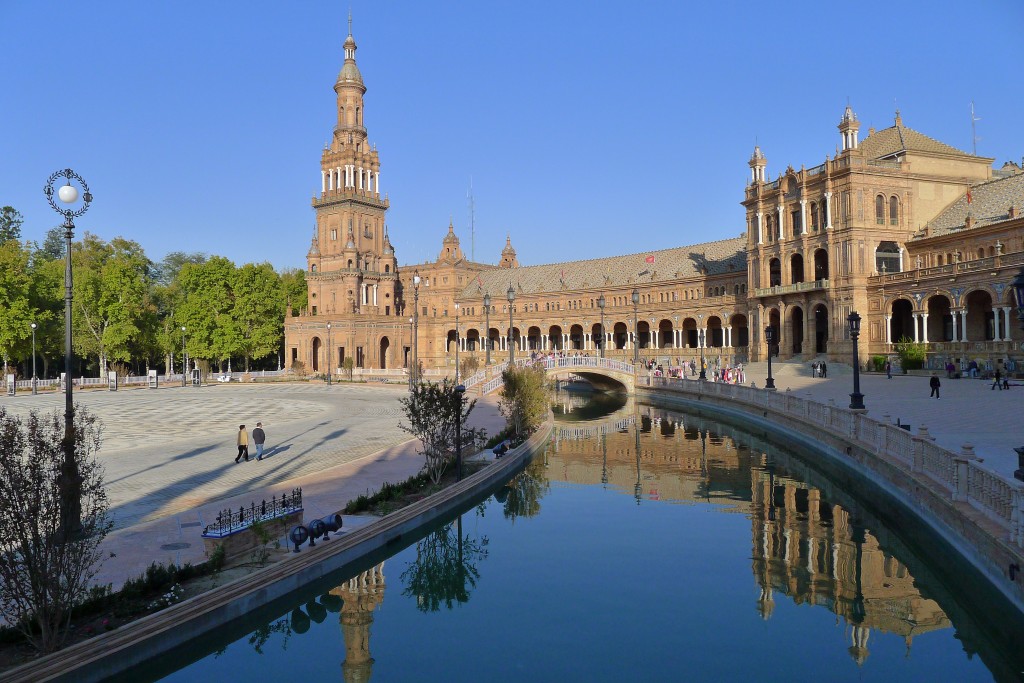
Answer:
[952,446,973,503]
[1012,482,1024,547]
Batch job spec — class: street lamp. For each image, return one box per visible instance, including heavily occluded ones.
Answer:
[483,293,491,366]
[631,288,640,365]
[408,317,414,389]
[454,384,466,481]
[597,294,606,358]
[44,168,92,540]
[507,284,516,367]
[30,322,37,394]
[181,326,187,387]
[412,272,421,388]
[848,311,865,410]
[326,322,332,385]
[764,325,776,390]
[634,414,642,505]
[697,313,707,381]
[454,302,460,383]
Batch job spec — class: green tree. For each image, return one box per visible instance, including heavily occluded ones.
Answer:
[498,364,549,438]
[154,250,207,287]
[398,378,480,484]
[176,256,239,370]
[0,240,36,374]
[39,226,66,260]
[0,206,24,243]
[233,262,283,371]
[279,267,308,316]
[894,336,927,371]
[71,234,154,374]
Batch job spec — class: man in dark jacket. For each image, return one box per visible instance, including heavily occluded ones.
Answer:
[253,422,266,460]
[929,374,941,399]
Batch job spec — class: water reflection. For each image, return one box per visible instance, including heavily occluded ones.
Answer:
[401,515,488,612]
[545,400,951,665]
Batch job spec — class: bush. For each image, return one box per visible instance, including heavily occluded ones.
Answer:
[869,355,887,372]
[894,337,926,371]
[498,365,549,438]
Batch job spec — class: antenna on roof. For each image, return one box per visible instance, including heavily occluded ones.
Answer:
[970,101,981,155]
[468,177,475,262]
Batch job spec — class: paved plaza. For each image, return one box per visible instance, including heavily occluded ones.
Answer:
[0,367,1019,589]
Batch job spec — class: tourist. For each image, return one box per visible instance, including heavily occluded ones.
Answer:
[820,362,827,378]
[968,359,979,378]
[946,361,956,379]
[991,369,1003,391]
[812,361,819,377]
[252,422,266,460]
[235,424,250,463]
[929,373,941,399]
[885,360,892,379]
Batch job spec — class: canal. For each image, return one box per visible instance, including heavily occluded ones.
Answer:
[134,390,1021,682]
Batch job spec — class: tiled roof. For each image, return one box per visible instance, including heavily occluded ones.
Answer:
[926,172,1024,236]
[859,123,970,159]
[459,236,747,300]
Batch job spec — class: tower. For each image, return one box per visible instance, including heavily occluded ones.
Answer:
[308,17,396,318]
[499,235,519,269]
[838,104,861,152]
[749,145,767,184]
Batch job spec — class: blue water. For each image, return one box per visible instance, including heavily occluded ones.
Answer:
[147,395,1015,682]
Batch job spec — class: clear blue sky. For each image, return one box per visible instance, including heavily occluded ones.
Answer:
[2,1,1021,271]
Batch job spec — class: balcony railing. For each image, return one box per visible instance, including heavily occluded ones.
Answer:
[753,279,829,298]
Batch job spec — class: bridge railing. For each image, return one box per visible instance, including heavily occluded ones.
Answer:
[640,375,1024,549]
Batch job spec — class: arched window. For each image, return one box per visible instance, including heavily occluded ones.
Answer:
[889,196,899,225]
[875,195,886,225]
[977,248,985,259]
[810,202,819,231]
[384,264,390,273]
[356,106,361,125]
[936,254,944,266]
[347,259,353,268]
[311,264,317,273]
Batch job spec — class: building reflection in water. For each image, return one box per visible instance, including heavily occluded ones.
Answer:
[546,400,951,665]
[332,562,386,683]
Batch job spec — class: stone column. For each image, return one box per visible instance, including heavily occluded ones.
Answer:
[912,313,920,342]
[375,171,380,194]
[884,314,892,344]
[777,205,785,240]
[824,192,833,229]
[756,211,763,244]
[726,326,733,347]
[950,312,958,343]
[1002,307,1013,341]
[921,313,929,343]
[959,310,968,341]
[800,199,808,235]
[993,308,1001,342]
[321,171,326,193]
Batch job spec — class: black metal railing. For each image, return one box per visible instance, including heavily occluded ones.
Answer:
[201,488,303,538]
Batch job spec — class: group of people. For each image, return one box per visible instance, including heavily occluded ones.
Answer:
[810,361,828,378]
[235,422,267,463]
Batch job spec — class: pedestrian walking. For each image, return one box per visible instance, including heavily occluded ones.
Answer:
[820,362,827,378]
[252,422,266,459]
[885,360,892,379]
[991,370,1003,391]
[929,373,941,399]
[812,361,819,377]
[235,424,249,463]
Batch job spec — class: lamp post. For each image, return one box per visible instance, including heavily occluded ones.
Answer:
[634,412,642,505]
[180,326,187,387]
[30,322,37,394]
[44,168,92,540]
[454,303,460,383]
[326,322,332,385]
[483,293,491,366]
[454,384,466,481]
[764,325,776,390]
[848,312,865,410]
[631,288,640,366]
[697,313,707,381]
[507,284,516,367]
[412,272,421,388]
[597,294,606,358]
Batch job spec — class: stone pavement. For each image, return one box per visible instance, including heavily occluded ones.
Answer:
[712,360,1023,479]
[0,382,505,589]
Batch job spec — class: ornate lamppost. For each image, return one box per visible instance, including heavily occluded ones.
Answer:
[44,168,92,540]
[507,284,516,367]
[180,326,187,387]
[848,311,865,410]
[764,325,776,390]
[326,322,332,385]
[454,302,460,383]
[483,293,491,366]
[454,384,466,481]
[411,272,421,388]
[597,294,606,358]
[30,322,37,394]
[697,313,707,381]
[631,288,640,366]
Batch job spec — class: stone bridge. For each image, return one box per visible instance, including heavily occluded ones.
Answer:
[465,356,639,394]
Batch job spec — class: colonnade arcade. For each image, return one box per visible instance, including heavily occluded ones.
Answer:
[444,316,750,355]
[885,288,1019,345]
[761,302,831,358]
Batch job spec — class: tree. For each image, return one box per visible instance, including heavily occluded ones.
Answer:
[233,263,283,371]
[894,336,927,371]
[459,354,480,380]
[0,206,24,243]
[176,256,239,370]
[154,251,207,287]
[278,267,308,316]
[39,226,66,260]
[0,240,37,374]
[398,378,481,484]
[71,234,154,374]
[0,406,111,653]
[498,364,549,438]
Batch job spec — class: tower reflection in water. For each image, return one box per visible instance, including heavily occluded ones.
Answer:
[547,398,951,666]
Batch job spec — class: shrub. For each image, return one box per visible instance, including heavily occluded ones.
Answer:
[894,337,926,370]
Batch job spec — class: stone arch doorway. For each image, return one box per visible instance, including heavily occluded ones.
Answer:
[379,337,390,369]
[926,295,952,342]
[311,337,321,373]
[890,299,914,342]
[569,324,584,350]
[791,254,805,284]
[730,314,749,347]
[813,304,828,353]
[767,309,781,357]
[789,306,804,354]
[706,316,723,347]
[964,290,994,341]
[613,322,628,349]
[813,249,829,280]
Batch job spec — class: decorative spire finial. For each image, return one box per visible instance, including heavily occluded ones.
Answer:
[348,8,352,35]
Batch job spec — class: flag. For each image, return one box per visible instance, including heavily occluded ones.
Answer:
[645,255,656,264]
[966,188,973,204]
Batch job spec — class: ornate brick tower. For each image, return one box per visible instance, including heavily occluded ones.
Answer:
[308,16,397,319]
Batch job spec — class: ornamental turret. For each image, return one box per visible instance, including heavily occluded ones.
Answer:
[838,104,861,152]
